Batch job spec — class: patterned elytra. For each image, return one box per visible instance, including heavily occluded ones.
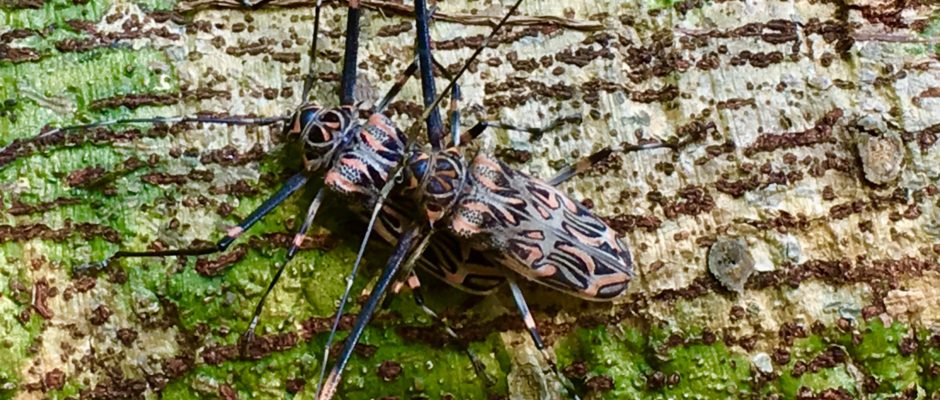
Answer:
[448,152,634,300]
[323,113,405,205]
[374,202,506,295]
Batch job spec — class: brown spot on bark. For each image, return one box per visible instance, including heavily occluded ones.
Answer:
[0,45,40,63]
[8,196,82,216]
[779,322,808,346]
[899,336,918,356]
[271,52,300,63]
[218,202,235,217]
[602,214,662,234]
[210,180,260,196]
[0,221,120,244]
[195,246,248,276]
[563,361,587,379]
[90,305,112,325]
[285,378,305,394]
[745,109,843,156]
[716,98,756,111]
[663,185,714,219]
[44,369,65,391]
[67,166,106,187]
[248,232,337,252]
[90,94,178,110]
[494,146,531,163]
[33,279,53,319]
[219,384,237,400]
[377,360,402,381]
[80,377,148,399]
[377,21,412,37]
[1,28,36,42]
[729,306,745,321]
[164,355,194,379]
[585,375,614,392]
[141,172,188,186]
[631,84,679,103]
[829,200,866,219]
[772,347,790,365]
[199,144,265,167]
[55,38,100,52]
[74,276,97,293]
[117,328,138,346]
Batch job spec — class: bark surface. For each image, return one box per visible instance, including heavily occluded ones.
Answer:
[1,0,940,399]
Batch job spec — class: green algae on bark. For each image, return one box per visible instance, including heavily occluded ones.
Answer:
[0,0,111,31]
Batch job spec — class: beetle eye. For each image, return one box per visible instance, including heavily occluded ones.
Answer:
[286,106,320,136]
[415,159,428,177]
[300,108,317,128]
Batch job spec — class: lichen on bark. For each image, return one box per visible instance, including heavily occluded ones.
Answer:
[1,0,940,399]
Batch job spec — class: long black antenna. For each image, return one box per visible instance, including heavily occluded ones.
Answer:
[300,0,325,102]
[414,0,444,150]
[405,0,524,139]
[339,0,362,107]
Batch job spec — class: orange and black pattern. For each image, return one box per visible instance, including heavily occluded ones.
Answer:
[448,153,634,300]
[292,105,632,301]
[373,201,506,295]
[404,147,466,224]
[323,113,406,206]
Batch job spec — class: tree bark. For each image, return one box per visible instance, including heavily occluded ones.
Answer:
[1,0,939,399]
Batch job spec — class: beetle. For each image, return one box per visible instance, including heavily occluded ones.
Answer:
[313,1,697,398]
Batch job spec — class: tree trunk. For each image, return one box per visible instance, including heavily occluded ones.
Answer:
[1,0,939,399]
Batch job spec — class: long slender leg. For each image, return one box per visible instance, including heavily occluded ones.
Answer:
[314,166,405,394]
[507,279,582,400]
[391,272,496,387]
[458,114,582,145]
[315,225,429,400]
[457,119,691,186]
[448,84,462,146]
[371,6,441,113]
[414,0,445,149]
[548,147,614,186]
[340,0,362,108]
[548,142,683,186]
[240,188,326,351]
[76,172,309,272]
[373,53,453,114]
[3,115,288,156]
[373,59,421,113]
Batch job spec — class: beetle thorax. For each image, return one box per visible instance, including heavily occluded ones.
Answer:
[404,146,467,225]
